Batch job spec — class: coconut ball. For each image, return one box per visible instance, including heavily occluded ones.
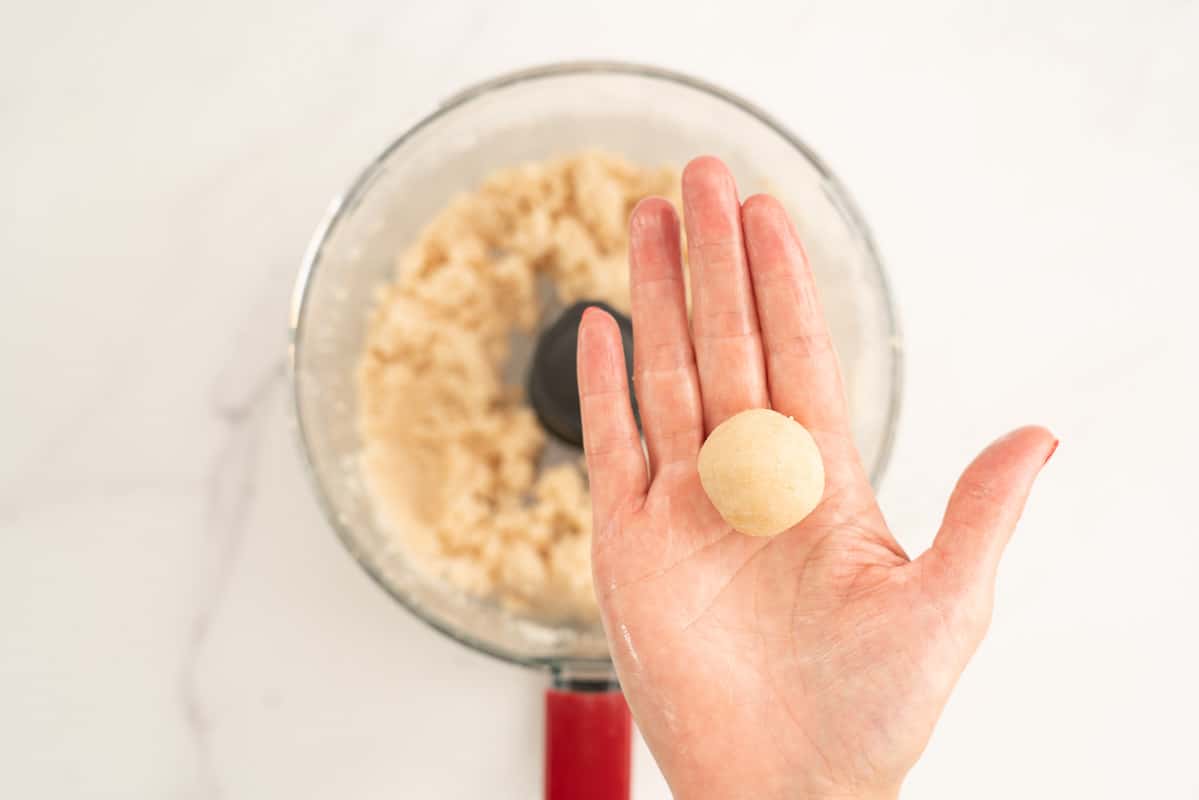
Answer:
[697,408,826,537]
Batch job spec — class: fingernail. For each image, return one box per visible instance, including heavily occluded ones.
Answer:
[1043,439,1059,466]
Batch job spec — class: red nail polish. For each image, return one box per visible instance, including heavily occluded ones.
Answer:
[1043,439,1059,466]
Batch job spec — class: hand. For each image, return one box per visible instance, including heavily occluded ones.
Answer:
[577,156,1056,800]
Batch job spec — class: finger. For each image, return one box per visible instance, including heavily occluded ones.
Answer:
[681,156,768,431]
[577,307,649,526]
[741,193,851,436]
[629,198,703,479]
[922,426,1058,599]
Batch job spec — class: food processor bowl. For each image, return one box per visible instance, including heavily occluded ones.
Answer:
[289,61,902,799]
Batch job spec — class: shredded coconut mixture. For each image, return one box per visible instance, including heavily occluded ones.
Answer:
[359,152,681,621]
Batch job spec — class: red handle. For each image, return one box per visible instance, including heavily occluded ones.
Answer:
[545,686,632,800]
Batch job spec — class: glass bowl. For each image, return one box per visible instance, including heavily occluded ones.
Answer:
[289,61,902,671]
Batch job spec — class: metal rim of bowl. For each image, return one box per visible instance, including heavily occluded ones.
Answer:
[287,60,905,670]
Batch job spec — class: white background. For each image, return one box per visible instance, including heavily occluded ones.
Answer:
[3,0,1197,797]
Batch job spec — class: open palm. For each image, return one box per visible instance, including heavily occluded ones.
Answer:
[577,157,1055,800]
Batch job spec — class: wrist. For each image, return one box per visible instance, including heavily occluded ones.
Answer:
[672,778,900,800]
[812,784,900,800]
[805,789,898,800]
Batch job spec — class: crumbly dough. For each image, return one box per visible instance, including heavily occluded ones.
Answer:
[697,409,826,537]
[358,152,681,622]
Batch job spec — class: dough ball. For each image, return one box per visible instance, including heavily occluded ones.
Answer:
[697,408,825,537]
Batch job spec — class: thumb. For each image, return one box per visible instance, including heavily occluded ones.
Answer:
[922,426,1058,600]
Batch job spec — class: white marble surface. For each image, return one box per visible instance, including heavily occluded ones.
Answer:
[3,1,1198,797]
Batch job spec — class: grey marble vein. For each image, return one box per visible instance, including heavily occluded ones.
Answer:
[179,359,284,799]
